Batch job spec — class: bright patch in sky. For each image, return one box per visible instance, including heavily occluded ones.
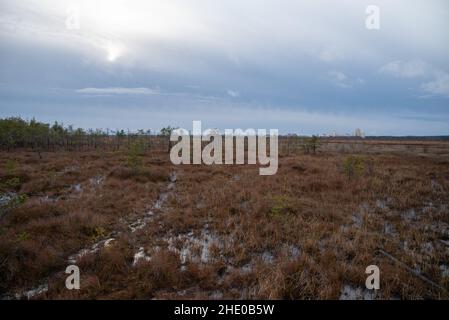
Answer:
[105,42,123,62]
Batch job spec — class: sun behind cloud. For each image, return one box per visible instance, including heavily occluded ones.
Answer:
[104,42,123,62]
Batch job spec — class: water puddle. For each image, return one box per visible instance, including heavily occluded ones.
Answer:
[0,192,17,206]
[8,283,49,300]
[440,265,449,278]
[383,223,397,237]
[133,247,151,266]
[166,229,222,264]
[260,251,274,264]
[69,183,82,193]
[68,237,116,264]
[376,200,387,210]
[282,244,301,260]
[431,179,444,193]
[339,284,376,300]
[402,208,417,222]
[89,175,105,186]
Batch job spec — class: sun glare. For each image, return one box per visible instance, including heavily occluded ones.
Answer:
[77,0,197,59]
[105,42,123,62]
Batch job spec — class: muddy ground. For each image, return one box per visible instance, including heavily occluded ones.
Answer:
[0,147,448,299]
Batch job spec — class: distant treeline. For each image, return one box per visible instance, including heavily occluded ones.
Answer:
[0,117,172,152]
[0,117,316,155]
[1,117,448,154]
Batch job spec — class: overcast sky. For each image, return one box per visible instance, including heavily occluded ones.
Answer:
[0,0,448,135]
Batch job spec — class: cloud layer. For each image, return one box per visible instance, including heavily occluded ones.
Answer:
[0,0,448,135]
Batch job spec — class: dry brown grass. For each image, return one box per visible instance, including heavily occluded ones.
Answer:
[1,143,448,299]
[0,150,170,295]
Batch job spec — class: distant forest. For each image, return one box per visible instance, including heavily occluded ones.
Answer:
[1,116,448,153]
[0,117,173,152]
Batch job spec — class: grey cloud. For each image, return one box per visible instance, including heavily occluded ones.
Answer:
[76,87,160,95]
[328,71,364,89]
[379,60,449,98]
[1,0,449,135]
[379,60,429,78]
[421,73,449,97]
[227,90,240,98]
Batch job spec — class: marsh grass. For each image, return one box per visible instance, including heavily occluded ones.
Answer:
[0,143,448,299]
